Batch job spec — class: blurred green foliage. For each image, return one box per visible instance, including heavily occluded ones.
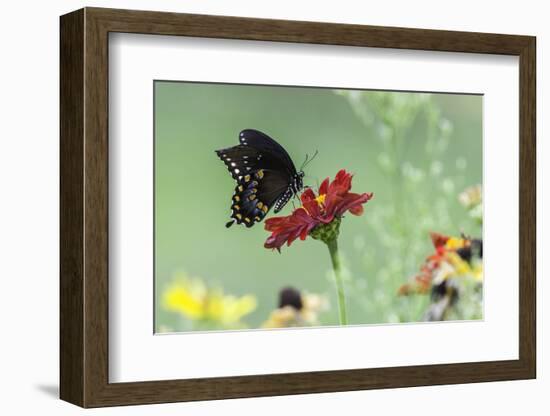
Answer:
[154,81,482,332]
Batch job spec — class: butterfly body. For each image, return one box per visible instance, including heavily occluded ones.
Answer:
[215,129,304,228]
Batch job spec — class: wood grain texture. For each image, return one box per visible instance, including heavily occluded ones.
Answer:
[83,10,110,406]
[518,38,536,376]
[59,8,84,406]
[59,7,537,408]
[89,7,532,54]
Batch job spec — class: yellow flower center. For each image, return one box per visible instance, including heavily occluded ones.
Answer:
[315,194,326,206]
[300,193,327,216]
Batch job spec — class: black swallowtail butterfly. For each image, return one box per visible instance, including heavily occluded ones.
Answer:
[215,129,306,228]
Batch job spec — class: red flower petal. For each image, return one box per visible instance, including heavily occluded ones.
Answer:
[264,208,317,250]
[318,177,330,196]
[302,199,322,218]
[430,232,449,249]
[300,188,317,204]
[330,169,352,193]
[263,169,373,251]
[349,204,364,216]
[335,192,373,217]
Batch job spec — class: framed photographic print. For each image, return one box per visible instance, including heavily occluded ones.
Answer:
[60,7,536,407]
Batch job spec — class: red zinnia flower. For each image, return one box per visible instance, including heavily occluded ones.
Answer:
[264,169,374,251]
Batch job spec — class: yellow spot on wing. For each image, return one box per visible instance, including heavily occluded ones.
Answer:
[244,174,251,182]
[262,205,268,213]
[249,194,256,201]
[256,201,263,209]
[256,170,264,179]
[233,195,240,202]
[235,213,242,220]
[244,217,251,223]
[238,185,244,192]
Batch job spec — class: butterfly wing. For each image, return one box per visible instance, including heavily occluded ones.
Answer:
[238,129,297,176]
[215,129,299,228]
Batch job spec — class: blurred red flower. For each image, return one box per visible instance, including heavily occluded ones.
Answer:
[264,169,373,251]
[398,232,481,296]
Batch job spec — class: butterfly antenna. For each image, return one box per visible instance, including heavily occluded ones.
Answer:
[301,149,319,170]
[300,153,309,171]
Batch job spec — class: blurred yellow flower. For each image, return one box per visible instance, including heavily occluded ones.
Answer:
[399,231,483,321]
[447,252,472,276]
[399,232,483,295]
[206,289,257,325]
[458,184,482,208]
[262,306,298,329]
[459,184,482,223]
[163,273,257,327]
[471,262,483,282]
[262,287,328,329]
[445,237,467,251]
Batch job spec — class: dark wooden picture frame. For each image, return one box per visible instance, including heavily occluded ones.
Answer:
[60,7,536,408]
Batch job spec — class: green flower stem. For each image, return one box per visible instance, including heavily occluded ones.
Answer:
[326,238,348,326]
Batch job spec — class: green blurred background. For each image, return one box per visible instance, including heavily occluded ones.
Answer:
[154,81,482,332]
